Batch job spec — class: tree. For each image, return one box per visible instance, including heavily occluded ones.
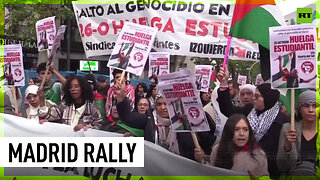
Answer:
[4,3,74,42]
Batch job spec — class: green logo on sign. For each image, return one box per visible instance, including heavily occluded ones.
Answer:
[297,8,312,23]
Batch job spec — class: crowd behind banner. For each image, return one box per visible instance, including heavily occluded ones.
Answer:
[1,60,317,179]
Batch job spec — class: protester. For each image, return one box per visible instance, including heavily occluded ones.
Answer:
[135,82,148,98]
[95,76,109,122]
[277,90,317,177]
[102,104,144,137]
[115,79,216,161]
[28,77,41,86]
[228,80,241,107]
[239,84,256,106]
[96,76,109,97]
[146,84,158,111]
[84,73,97,92]
[194,114,269,177]
[105,69,135,117]
[2,86,24,116]
[37,63,66,104]
[200,88,212,106]
[24,85,55,122]
[0,91,14,114]
[39,75,103,131]
[136,97,150,114]
[84,73,106,122]
[217,67,289,178]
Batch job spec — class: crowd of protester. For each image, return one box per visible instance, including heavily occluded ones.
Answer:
[1,62,318,179]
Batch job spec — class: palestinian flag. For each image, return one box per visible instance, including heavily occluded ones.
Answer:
[210,70,217,89]
[230,0,286,49]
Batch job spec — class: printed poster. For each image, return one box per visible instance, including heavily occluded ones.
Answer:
[158,69,210,132]
[72,2,260,61]
[2,44,25,86]
[35,16,56,51]
[148,52,170,84]
[270,24,317,89]
[107,22,158,76]
[47,25,67,67]
[237,74,247,86]
[194,65,213,92]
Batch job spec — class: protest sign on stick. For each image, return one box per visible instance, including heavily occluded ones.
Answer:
[158,69,210,133]
[36,16,56,51]
[107,22,158,76]
[195,65,213,92]
[237,74,247,86]
[39,25,67,89]
[270,24,316,129]
[2,44,25,87]
[148,52,170,84]
[270,24,316,89]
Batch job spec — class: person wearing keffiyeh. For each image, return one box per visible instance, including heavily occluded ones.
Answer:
[115,79,216,161]
[105,69,135,117]
[217,67,289,179]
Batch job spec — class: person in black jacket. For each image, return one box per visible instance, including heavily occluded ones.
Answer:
[114,79,216,161]
[217,67,289,179]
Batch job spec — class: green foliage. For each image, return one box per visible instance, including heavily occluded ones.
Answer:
[4,4,73,41]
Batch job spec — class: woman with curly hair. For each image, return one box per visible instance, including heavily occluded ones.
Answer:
[39,75,103,131]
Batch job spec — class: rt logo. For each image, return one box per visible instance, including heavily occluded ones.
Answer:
[297,8,312,23]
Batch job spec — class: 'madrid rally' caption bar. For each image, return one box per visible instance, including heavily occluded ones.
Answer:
[0,137,144,167]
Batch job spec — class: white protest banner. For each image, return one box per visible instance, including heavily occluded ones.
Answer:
[107,22,158,76]
[72,1,260,60]
[1,113,248,177]
[158,69,210,132]
[47,25,67,67]
[270,24,317,89]
[195,65,213,92]
[148,52,170,83]
[237,74,247,86]
[2,44,25,86]
[35,16,56,51]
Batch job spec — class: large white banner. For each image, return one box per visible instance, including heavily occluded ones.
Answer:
[72,0,259,60]
[2,44,25,86]
[270,24,317,89]
[1,113,248,177]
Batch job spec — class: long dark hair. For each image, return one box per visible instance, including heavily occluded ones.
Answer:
[146,84,156,98]
[214,114,257,169]
[63,75,93,106]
